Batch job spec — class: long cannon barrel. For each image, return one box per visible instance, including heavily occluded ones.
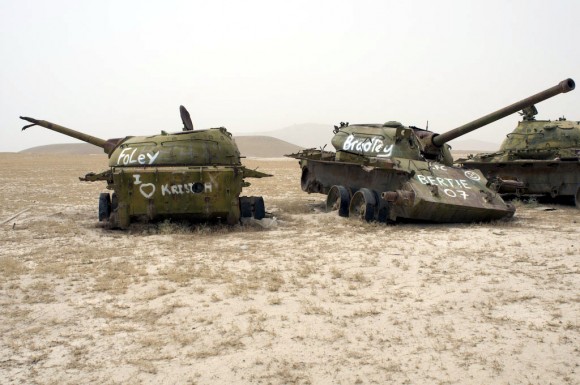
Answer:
[20,116,117,154]
[432,78,575,147]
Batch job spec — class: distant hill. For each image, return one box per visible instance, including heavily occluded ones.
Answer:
[20,136,303,158]
[19,133,498,157]
[20,143,104,155]
[251,123,501,152]
[233,136,302,157]
[447,138,501,152]
[247,123,334,149]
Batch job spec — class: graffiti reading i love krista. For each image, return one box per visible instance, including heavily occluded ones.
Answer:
[132,174,212,199]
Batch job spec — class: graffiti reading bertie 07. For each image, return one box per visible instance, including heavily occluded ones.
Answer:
[414,167,482,200]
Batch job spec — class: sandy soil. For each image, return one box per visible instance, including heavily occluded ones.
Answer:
[0,153,578,385]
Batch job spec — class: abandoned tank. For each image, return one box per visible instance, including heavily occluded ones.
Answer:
[457,102,579,208]
[20,106,271,229]
[287,78,575,222]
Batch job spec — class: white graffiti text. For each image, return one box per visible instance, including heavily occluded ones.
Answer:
[117,147,160,166]
[416,175,472,190]
[342,135,394,157]
[161,182,213,196]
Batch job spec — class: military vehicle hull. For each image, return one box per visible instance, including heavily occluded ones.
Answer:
[103,166,245,228]
[20,108,270,229]
[294,150,515,223]
[288,78,574,223]
[460,159,580,208]
[457,112,579,208]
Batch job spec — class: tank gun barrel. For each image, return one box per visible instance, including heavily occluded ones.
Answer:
[20,116,116,154]
[432,78,575,147]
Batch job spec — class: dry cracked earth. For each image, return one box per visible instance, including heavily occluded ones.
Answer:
[0,153,578,384]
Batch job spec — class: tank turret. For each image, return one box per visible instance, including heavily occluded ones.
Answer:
[458,104,580,208]
[287,78,576,222]
[20,106,271,228]
[329,121,437,161]
[430,78,575,147]
[327,79,575,167]
[497,114,580,160]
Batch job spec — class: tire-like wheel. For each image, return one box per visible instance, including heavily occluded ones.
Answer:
[98,193,111,221]
[349,188,376,222]
[326,185,350,217]
[251,196,266,220]
[240,196,253,218]
[575,186,580,209]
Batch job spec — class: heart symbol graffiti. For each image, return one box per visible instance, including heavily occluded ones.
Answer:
[139,183,156,199]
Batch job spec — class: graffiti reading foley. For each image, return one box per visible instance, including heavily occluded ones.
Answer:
[342,135,394,157]
[117,147,160,166]
[19,105,273,229]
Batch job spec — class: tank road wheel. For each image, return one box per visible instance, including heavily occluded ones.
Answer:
[326,185,350,217]
[98,193,111,221]
[240,196,253,218]
[349,188,377,222]
[239,196,265,221]
[251,196,266,220]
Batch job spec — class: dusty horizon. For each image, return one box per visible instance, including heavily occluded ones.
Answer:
[2,1,579,153]
[1,152,578,384]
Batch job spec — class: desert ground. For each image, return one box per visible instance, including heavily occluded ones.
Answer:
[0,153,578,385]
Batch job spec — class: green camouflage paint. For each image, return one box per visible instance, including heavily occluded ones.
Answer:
[20,108,270,229]
[288,79,575,222]
[459,115,580,207]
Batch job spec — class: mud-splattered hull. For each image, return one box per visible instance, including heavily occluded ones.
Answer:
[294,154,515,223]
[110,166,243,228]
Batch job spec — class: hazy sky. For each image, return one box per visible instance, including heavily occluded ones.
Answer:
[1,0,578,152]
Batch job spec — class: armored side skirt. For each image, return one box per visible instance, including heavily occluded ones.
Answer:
[465,160,580,197]
[298,157,514,223]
